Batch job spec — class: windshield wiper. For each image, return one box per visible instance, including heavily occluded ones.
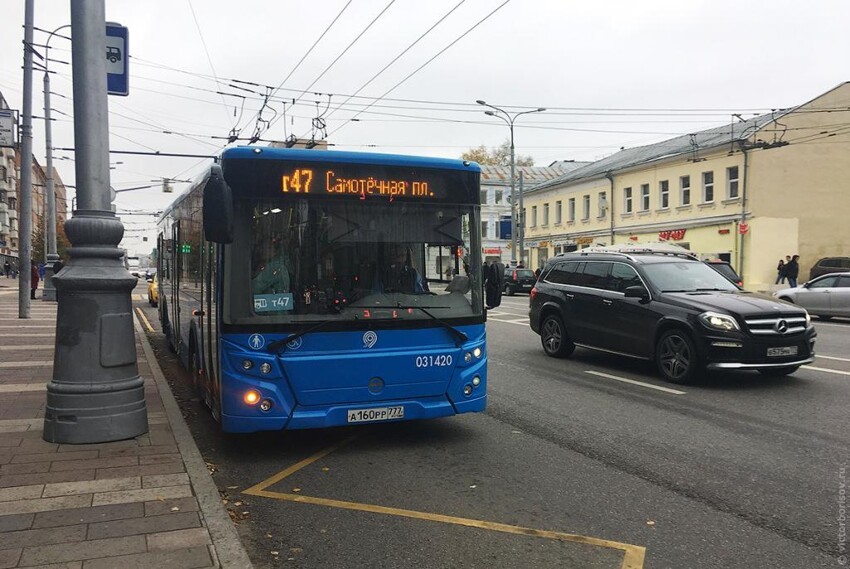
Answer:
[393,304,468,347]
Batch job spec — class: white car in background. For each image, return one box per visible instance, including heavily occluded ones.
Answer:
[774,272,850,320]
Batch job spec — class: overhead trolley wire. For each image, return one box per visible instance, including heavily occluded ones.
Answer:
[326,0,513,138]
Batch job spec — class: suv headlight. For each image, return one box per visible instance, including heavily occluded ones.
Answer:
[699,311,740,331]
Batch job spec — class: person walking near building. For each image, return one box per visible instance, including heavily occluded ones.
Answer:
[30,260,40,299]
[3,260,10,278]
[786,255,800,288]
[775,259,786,284]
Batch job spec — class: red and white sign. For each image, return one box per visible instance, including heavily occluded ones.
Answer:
[738,223,749,235]
[658,229,687,241]
[483,248,501,255]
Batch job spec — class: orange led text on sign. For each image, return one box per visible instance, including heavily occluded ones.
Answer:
[282,169,314,193]
[325,170,434,201]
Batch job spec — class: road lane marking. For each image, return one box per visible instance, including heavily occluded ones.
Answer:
[0,345,52,351]
[585,370,687,395]
[135,307,154,333]
[242,437,358,496]
[802,365,850,377]
[816,354,850,363]
[244,440,646,569]
[814,321,850,328]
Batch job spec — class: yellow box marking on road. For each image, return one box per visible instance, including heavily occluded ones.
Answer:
[243,440,646,569]
[135,307,154,333]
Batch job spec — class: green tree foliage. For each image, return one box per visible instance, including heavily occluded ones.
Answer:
[461,139,535,166]
[32,215,71,263]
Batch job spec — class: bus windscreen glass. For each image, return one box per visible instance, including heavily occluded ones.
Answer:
[226,199,484,325]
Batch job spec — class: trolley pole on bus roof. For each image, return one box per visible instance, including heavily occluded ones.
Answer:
[44,0,148,444]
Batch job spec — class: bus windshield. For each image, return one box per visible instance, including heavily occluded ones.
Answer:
[226,198,484,325]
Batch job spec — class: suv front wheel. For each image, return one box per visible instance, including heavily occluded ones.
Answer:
[656,330,701,384]
[540,314,575,358]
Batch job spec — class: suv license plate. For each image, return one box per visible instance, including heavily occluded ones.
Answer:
[347,406,404,423]
[767,346,798,357]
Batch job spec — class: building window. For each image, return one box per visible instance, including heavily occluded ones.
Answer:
[480,190,488,205]
[623,187,633,214]
[582,195,590,220]
[680,175,691,206]
[481,220,489,238]
[0,166,6,181]
[555,200,562,224]
[598,192,607,217]
[727,166,739,199]
[702,171,714,203]
[659,180,669,209]
[531,205,537,227]
[640,184,650,211]
[495,190,504,204]
[521,208,526,229]
[568,198,576,222]
[543,203,550,226]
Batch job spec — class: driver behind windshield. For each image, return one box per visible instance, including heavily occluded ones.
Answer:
[378,244,429,294]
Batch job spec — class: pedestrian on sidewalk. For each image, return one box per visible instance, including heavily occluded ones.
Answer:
[775,259,786,284]
[3,260,9,278]
[30,260,39,299]
[53,257,65,275]
[786,255,800,288]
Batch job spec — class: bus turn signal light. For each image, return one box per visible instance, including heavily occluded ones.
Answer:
[244,390,261,405]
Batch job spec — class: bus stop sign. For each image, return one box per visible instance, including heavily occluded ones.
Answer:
[106,23,128,96]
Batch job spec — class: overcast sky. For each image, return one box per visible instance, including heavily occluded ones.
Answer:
[2,0,849,256]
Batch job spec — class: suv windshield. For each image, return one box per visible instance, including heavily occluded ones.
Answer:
[225,199,484,325]
[642,261,739,293]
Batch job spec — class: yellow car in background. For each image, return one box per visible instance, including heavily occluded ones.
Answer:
[147,272,159,307]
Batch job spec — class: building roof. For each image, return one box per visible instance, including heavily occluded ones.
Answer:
[480,161,589,186]
[528,111,792,194]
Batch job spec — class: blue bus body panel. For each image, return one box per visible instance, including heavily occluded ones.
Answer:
[218,324,486,433]
[222,146,482,173]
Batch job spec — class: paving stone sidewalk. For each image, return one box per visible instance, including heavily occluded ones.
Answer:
[0,290,252,568]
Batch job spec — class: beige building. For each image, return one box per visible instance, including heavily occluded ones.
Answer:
[522,82,850,290]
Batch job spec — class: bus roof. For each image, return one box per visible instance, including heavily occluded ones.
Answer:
[222,146,481,173]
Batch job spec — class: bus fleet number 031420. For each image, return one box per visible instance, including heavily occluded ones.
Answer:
[414,354,453,368]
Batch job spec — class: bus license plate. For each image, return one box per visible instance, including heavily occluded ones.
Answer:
[767,346,798,357]
[347,406,404,423]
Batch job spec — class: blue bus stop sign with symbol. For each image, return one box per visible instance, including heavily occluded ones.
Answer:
[106,23,128,96]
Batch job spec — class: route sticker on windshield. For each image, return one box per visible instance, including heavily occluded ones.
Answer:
[254,293,294,313]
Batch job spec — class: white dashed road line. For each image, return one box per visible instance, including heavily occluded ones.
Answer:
[585,370,687,395]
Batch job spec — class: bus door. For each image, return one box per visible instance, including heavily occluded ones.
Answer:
[171,221,181,349]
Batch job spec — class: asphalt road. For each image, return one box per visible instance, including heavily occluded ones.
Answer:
[134,283,848,568]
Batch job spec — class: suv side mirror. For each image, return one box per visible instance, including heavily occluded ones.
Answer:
[203,164,234,244]
[624,285,649,300]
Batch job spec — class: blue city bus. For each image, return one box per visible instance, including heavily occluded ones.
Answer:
[156,147,487,433]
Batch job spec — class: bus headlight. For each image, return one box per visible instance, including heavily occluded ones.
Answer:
[243,390,261,405]
[464,352,472,363]
[241,359,254,370]
[462,384,473,397]
[259,399,273,412]
[260,362,272,374]
[472,375,481,387]
[473,347,482,358]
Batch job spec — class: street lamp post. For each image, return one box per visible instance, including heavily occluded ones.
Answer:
[41,24,71,302]
[476,100,545,266]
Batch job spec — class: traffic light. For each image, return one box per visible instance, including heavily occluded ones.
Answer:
[180,243,192,253]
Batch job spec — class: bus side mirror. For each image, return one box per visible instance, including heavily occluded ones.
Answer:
[203,164,234,244]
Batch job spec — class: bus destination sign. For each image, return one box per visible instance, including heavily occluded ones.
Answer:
[281,167,435,201]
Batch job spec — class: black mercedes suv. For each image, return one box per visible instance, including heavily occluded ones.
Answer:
[529,246,817,383]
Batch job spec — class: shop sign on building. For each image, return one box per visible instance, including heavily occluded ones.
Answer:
[658,228,687,241]
[738,223,749,234]
[483,248,501,255]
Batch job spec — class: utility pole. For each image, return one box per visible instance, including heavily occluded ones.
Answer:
[518,170,525,267]
[44,0,148,444]
[18,0,35,318]
[41,25,70,302]
[476,100,545,265]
